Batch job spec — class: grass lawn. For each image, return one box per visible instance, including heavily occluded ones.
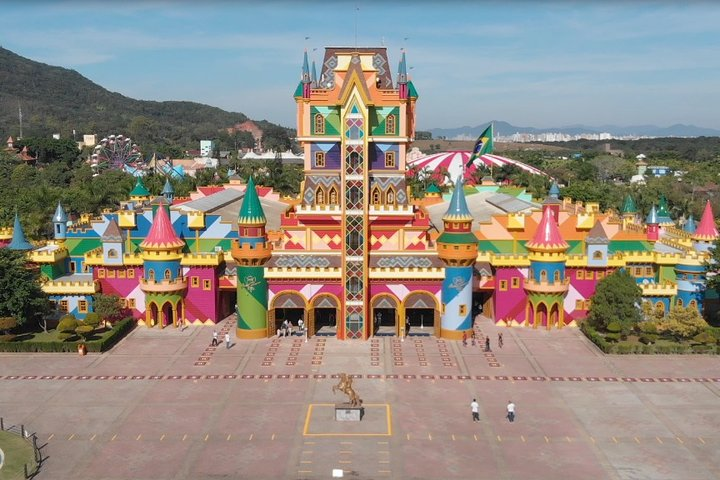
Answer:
[15,327,112,343]
[0,430,37,479]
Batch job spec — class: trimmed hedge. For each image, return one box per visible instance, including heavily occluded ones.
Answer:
[0,318,135,353]
[580,321,716,355]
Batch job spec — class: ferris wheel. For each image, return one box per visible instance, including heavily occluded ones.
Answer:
[90,134,144,174]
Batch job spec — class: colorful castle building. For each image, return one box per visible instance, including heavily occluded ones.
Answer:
[4,46,719,337]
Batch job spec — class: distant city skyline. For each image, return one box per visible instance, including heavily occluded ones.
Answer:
[2,1,720,130]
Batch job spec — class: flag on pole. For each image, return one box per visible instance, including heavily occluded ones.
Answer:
[465,124,494,167]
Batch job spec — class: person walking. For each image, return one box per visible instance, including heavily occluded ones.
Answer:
[462,331,467,347]
[498,332,504,349]
[211,330,218,346]
[471,399,480,422]
[485,336,491,352]
[224,332,231,349]
[506,400,515,422]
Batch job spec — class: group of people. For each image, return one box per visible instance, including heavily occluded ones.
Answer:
[211,330,232,349]
[277,318,305,338]
[462,331,503,351]
[470,399,516,423]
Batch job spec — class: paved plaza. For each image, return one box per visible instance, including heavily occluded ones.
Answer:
[1,316,719,480]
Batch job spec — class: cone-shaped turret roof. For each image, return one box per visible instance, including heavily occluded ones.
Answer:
[302,50,310,83]
[622,194,637,214]
[656,195,673,224]
[8,212,33,250]
[140,202,184,250]
[548,182,560,200]
[162,178,174,195]
[238,177,266,225]
[693,200,719,241]
[683,214,696,234]
[311,60,318,87]
[525,207,568,252]
[427,183,441,194]
[130,176,151,197]
[102,219,123,243]
[586,220,609,245]
[442,176,473,223]
[398,51,407,84]
[646,204,659,224]
[53,201,67,223]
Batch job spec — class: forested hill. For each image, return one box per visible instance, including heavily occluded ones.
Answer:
[0,47,286,153]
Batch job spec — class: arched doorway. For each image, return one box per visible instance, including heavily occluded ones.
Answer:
[549,303,561,329]
[371,294,399,336]
[534,303,548,328]
[403,292,439,337]
[309,294,339,337]
[161,302,173,328]
[269,292,306,337]
[147,303,159,327]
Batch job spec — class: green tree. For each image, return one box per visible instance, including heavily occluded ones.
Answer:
[92,293,125,324]
[0,316,18,339]
[0,249,50,326]
[656,305,708,340]
[587,270,642,332]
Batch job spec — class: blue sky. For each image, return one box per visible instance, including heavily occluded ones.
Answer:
[2,1,720,130]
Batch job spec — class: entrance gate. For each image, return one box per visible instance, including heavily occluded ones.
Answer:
[309,295,340,337]
[403,292,440,337]
[269,292,306,337]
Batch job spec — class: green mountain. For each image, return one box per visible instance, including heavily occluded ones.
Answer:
[0,47,286,153]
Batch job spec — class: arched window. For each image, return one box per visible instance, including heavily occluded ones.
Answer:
[148,269,155,281]
[107,248,118,258]
[385,114,396,135]
[540,270,547,282]
[164,269,172,280]
[655,301,665,315]
[386,187,396,205]
[689,299,697,309]
[593,250,603,260]
[347,277,362,294]
[329,186,338,205]
[371,186,381,205]
[314,114,325,134]
[553,271,561,282]
[676,298,684,307]
[315,187,326,205]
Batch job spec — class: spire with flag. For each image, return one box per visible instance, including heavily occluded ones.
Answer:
[465,124,494,168]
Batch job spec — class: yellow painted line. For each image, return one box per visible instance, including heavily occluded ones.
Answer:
[303,405,314,435]
[68,434,75,440]
[136,434,142,441]
[544,436,549,443]
[656,437,663,444]
[47,434,54,441]
[676,437,684,445]
[160,434,166,441]
[634,437,640,444]
[612,437,618,444]
[386,405,392,436]
[204,434,209,441]
[249,434,254,441]
[699,437,706,444]
[182,434,187,442]
[271,433,275,441]
[521,435,526,443]
[452,434,456,441]
[111,434,117,441]
[226,434,231,441]
[474,434,478,441]
[378,470,392,474]
[90,434,96,441]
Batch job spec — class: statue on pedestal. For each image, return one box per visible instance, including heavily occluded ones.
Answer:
[332,373,362,407]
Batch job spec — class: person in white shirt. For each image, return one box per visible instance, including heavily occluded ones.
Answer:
[507,400,515,422]
[224,332,231,349]
[470,399,480,422]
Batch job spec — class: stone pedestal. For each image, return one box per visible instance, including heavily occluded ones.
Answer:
[335,404,364,421]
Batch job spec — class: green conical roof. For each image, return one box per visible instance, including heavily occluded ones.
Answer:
[622,194,637,214]
[427,184,441,194]
[407,81,419,98]
[238,177,266,225]
[130,176,151,197]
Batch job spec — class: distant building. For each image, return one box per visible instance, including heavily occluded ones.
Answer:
[200,140,216,158]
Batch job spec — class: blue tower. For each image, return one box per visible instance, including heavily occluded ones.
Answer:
[53,201,68,241]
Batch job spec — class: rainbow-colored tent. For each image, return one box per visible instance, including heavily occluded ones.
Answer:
[407,151,547,184]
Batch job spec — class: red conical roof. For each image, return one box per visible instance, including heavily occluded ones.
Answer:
[140,204,184,250]
[693,200,719,241]
[526,207,569,252]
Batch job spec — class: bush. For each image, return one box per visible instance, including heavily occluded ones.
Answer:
[57,315,78,334]
[639,334,658,345]
[57,332,74,341]
[693,331,717,345]
[691,344,714,353]
[84,312,101,328]
[606,321,623,333]
[605,332,621,342]
[636,321,658,334]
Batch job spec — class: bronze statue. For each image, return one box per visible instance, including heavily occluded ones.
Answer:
[332,373,362,407]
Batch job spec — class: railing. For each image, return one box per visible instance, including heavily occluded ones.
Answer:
[0,417,43,478]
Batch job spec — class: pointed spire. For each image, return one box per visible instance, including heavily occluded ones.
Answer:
[238,177,267,226]
[311,60,318,87]
[442,176,473,223]
[8,212,33,250]
[526,208,568,252]
[397,51,407,84]
[102,219,123,243]
[622,194,637,214]
[130,176,151,197]
[162,178,174,202]
[140,202,184,251]
[646,204,658,224]
[693,200,719,241]
[683,214,696,234]
[53,201,67,223]
[302,49,311,83]
[656,194,673,223]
